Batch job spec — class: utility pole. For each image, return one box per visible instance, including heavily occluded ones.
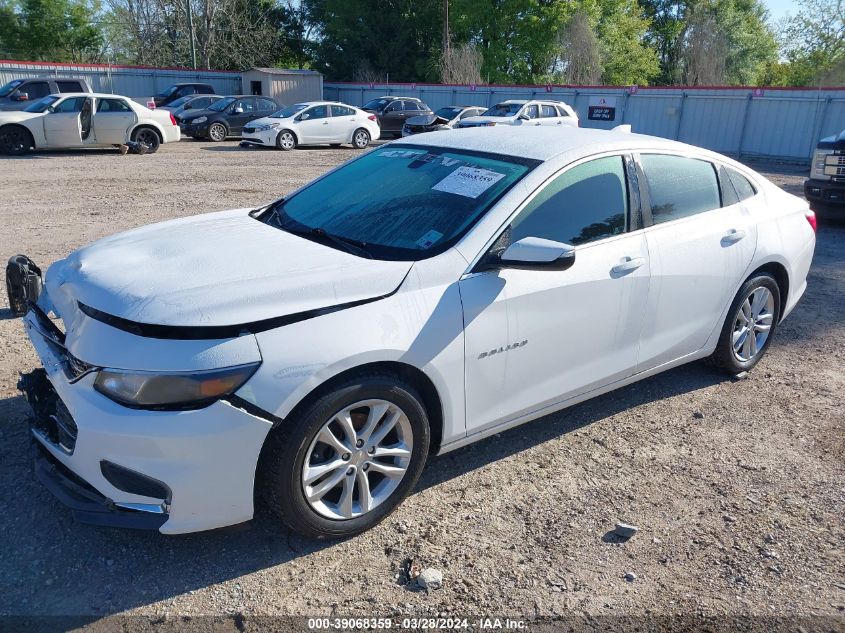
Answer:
[443,0,450,55]
[186,0,197,69]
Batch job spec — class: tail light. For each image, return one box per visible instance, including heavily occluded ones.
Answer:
[367,114,377,122]
[169,112,177,126]
[805,209,817,232]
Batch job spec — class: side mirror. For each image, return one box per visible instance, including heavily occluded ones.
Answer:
[12,92,29,102]
[485,237,576,271]
[233,106,244,114]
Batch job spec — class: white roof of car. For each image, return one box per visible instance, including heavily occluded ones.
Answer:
[48,92,129,99]
[397,126,697,162]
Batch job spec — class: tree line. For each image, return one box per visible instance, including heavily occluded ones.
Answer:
[0,0,842,87]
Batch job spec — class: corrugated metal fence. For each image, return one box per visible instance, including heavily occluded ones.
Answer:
[325,82,845,163]
[0,60,241,100]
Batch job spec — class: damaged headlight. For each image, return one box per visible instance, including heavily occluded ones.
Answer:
[255,122,280,132]
[93,363,260,410]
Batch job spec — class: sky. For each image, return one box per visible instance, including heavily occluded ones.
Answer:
[762,0,797,25]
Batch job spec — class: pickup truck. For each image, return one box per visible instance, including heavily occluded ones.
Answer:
[0,77,93,111]
[805,129,845,217]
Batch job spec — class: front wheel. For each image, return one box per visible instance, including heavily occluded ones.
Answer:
[708,273,781,374]
[352,128,371,149]
[259,373,430,539]
[275,130,296,151]
[0,125,33,155]
[208,122,227,142]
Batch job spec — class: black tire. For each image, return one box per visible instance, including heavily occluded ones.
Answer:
[275,129,296,151]
[259,373,430,539]
[131,127,161,153]
[0,125,33,155]
[708,273,781,374]
[208,122,227,142]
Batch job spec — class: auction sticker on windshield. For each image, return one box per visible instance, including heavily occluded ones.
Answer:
[433,166,506,198]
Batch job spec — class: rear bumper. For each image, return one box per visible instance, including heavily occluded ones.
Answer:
[804,178,845,208]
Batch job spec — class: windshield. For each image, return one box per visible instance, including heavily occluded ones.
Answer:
[167,95,192,108]
[271,103,308,118]
[157,85,178,98]
[363,98,390,110]
[482,102,524,117]
[434,107,463,120]
[209,97,235,112]
[0,80,25,97]
[23,95,60,113]
[262,145,537,260]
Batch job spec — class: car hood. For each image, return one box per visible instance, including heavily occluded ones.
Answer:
[406,113,449,126]
[818,129,845,150]
[180,108,216,122]
[45,208,413,329]
[0,110,42,123]
[458,115,517,127]
[244,116,277,128]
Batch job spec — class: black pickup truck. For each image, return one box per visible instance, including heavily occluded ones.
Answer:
[804,129,845,217]
[0,77,92,111]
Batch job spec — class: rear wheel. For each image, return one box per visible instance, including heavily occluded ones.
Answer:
[259,373,430,539]
[208,122,227,142]
[132,127,160,153]
[352,128,371,149]
[0,125,33,155]
[276,130,296,151]
[708,273,780,374]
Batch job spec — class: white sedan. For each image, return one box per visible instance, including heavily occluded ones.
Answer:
[458,99,579,128]
[12,126,815,538]
[239,101,380,150]
[0,92,180,155]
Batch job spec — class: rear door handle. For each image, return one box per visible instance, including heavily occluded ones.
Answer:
[611,256,645,275]
[722,228,746,244]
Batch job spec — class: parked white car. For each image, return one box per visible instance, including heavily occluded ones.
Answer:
[13,127,815,538]
[0,92,180,155]
[458,99,579,128]
[239,101,379,150]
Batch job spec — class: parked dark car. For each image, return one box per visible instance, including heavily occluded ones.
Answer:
[0,77,92,111]
[805,128,845,218]
[159,94,225,122]
[401,105,486,136]
[362,96,432,136]
[153,83,215,107]
[179,95,280,141]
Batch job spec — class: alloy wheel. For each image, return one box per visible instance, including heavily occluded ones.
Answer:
[353,130,370,149]
[278,131,295,150]
[301,399,413,520]
[209,123,226,141]
[732,286,775,362]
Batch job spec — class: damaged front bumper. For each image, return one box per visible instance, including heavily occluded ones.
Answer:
[14,264,275,534]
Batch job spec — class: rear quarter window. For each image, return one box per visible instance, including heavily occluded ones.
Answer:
[728,168,757,201]
[641,154,721,224]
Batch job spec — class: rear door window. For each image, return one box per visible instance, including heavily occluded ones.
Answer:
[510,156,628,246]
[56,81,84,92]
[97,98,132,112]
[640,154,721,224]
[727,168,757,201]
[540,104,558,117]
[331,105,356,116]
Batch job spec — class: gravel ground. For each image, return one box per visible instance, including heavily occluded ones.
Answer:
[0,141,843,628]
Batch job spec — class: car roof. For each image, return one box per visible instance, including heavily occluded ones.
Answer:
[396,126,702,163]
[46,93,128,99]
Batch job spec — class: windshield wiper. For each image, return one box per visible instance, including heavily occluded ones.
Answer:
[309,227,374,259]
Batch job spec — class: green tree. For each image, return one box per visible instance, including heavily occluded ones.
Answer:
[2,0,103,62]
[596,0,661,84]
[304,0,442,82]
[770,0,845,86]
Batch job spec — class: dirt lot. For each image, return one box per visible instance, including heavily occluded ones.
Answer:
[0,141,843,628]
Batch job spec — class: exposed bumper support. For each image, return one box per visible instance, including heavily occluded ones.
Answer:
[34,445,169,530]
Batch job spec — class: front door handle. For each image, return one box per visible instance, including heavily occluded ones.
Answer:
[611,256,645,275]
[722,228,746,244]
[322,121,329,125]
